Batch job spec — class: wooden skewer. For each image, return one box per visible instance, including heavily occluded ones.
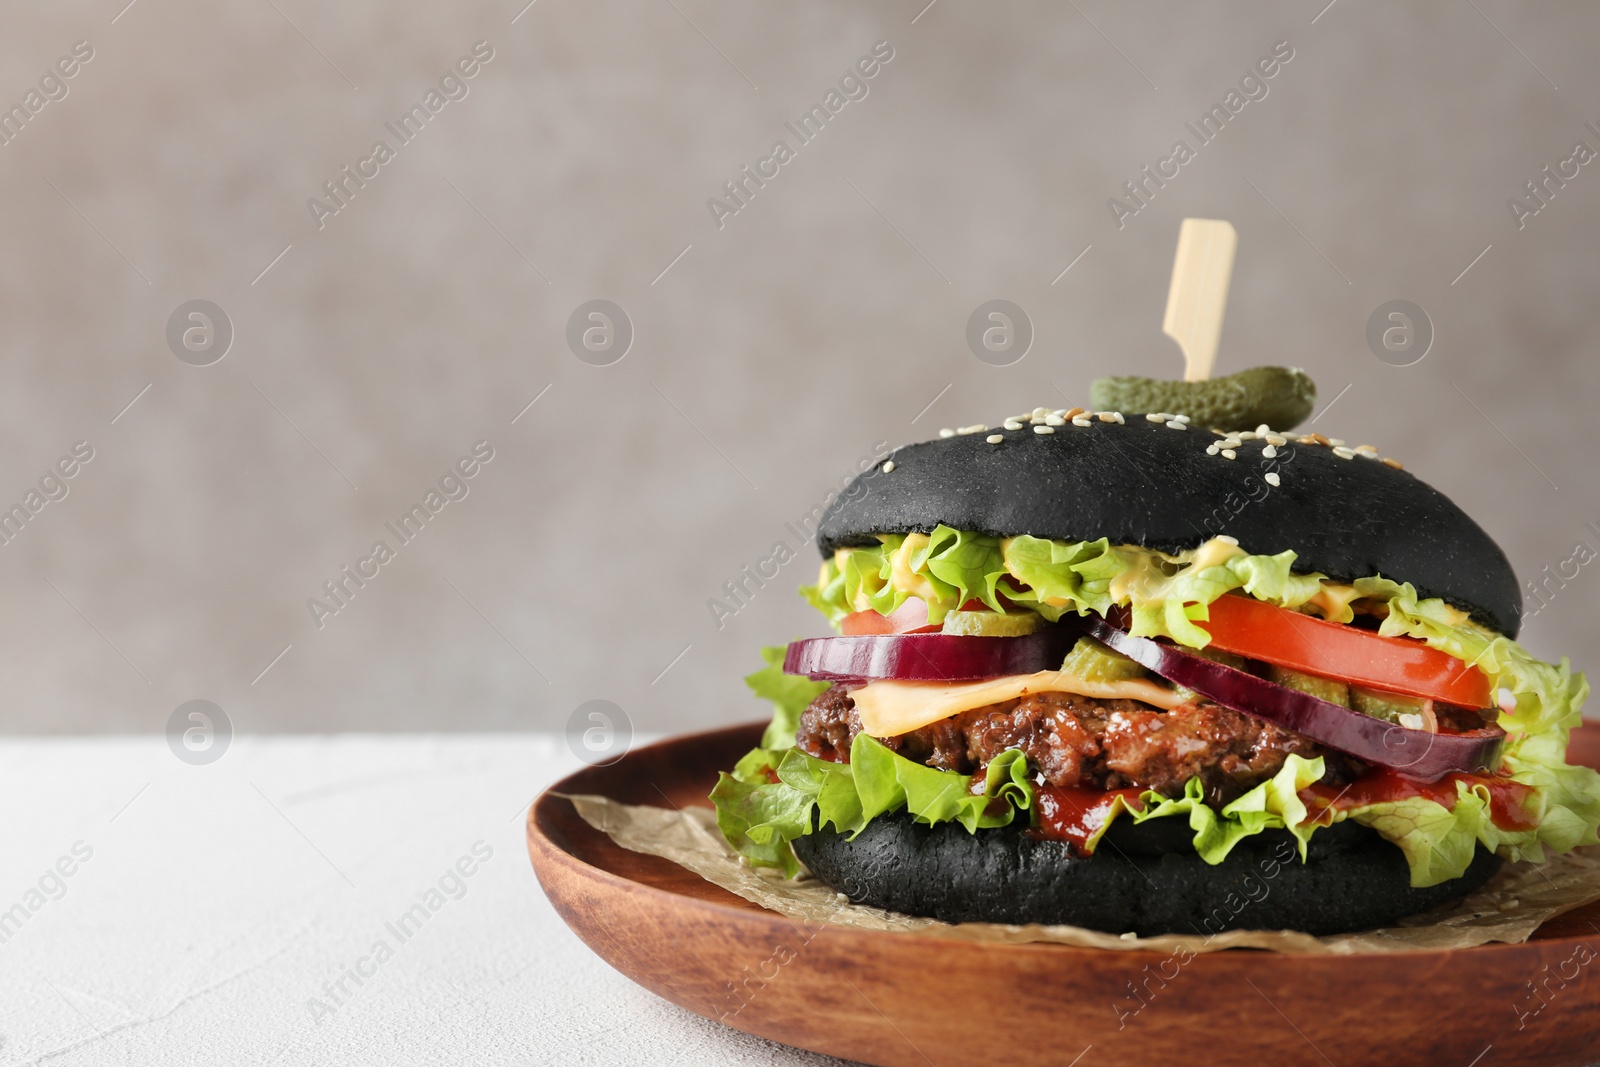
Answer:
[1162,218,1237,382]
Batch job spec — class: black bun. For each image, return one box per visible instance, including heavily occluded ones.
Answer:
[819,418,1521,636]
[792,812,1501,936]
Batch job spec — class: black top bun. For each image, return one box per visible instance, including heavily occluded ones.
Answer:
[818,417,1522,636]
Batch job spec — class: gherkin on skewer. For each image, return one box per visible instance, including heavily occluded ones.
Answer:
[1089,366,1316,432]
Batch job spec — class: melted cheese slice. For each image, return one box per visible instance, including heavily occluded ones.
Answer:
[853,671,1187,738]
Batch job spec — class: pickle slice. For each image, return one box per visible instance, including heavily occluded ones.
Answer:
[1061,636,1146,682]
[1266,664,1350,708]
[1350,686,1430,724]
[1088,366,1316,431]
[1173,646,1250,703]
[941,611,1044,637]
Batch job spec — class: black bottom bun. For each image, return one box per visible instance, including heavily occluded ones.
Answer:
[792,810,1502,936]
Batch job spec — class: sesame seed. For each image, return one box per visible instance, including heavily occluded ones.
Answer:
[1003,420,1023,431]
[1265,434,1287,446]
[1166,420,1186,430]
[1171,414,1190,423]
[1097,412,1117,423]
[1262,444,1278,459]
[958,424,989,435]
[1071,417,1092,427]
[1206,444,1220,455]
[1265,472,1281,487]
[882,460,896,473]
[1146,413,1167,423]
[1382,457,1404,470]
[1063,407,1086,420]
[1328,438,1346,448]
[1237,431,1256,441]
[986,434,1004,444]
[1222,449,1237,460]
[1034,425,1055,435]
[939,428,955,438]
[1256,424,1271,435]
[1045,414,1065,426]
[1355,444,1379,455]
[1332,447,1355,460]
[1111,411,1125,424]
[1031,407,1051,421]
[1217,534,1239,545]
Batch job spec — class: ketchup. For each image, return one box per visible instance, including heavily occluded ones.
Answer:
[1031,785,1147,854]
[1301,768,1539,832]
[964,771,1016,819]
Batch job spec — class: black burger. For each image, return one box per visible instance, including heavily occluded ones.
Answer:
[711,401,1600,937]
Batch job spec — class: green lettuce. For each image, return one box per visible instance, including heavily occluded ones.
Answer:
[731,542,1600,889]
[744,645,828,750]
[710,732,1031,878]
[1122,755,1326,861]
[802,525,1339,647]
[1345,575,1600,872]
[999,536,1122,621]
[803,529,1016,626]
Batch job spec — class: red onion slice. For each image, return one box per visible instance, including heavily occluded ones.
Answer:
[784,629,1081,683]
[1081,615,1505,782]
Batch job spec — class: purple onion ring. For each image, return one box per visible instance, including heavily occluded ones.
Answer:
[784,629,1081,684]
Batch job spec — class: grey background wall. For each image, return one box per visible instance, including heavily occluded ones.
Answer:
[0,1,1596,734]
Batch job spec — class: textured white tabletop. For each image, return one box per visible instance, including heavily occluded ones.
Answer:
[0,736,850,1067]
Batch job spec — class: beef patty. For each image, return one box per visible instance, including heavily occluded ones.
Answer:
[795,684,1363,806]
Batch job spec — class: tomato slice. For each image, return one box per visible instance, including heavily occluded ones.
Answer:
[839,598,939,636]
[1196,594,1493,708]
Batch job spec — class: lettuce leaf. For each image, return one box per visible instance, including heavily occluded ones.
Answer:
[1340,784,1490,888]
[851,734,1031,831]
[1340,575,1600,875]
[803,531,1034,628]
[802,527,1337,648]
[1124,755,1326,862]
[709,763,815,876]
[745,646,829,750]
[711,733,1033,874]
[999,536,1122,621]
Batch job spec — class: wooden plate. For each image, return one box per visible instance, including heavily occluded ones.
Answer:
[529,723,1600,1067]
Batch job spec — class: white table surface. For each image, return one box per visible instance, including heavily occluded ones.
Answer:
[0,736,853,1067]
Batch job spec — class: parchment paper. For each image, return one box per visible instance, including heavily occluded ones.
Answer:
[561,793,1600,954]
